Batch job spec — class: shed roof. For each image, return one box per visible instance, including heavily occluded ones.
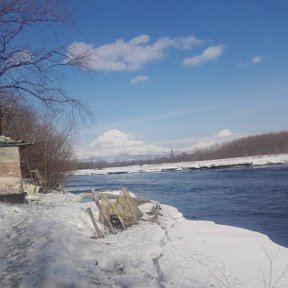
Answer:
[0,136,30,147]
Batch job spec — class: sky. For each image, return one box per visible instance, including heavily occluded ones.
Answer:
[50,0,288,157]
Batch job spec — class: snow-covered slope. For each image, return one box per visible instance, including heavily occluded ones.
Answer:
[74,153,288,175]
[1,192,288,288]
[78,129,169,161]
[92,129,169,157]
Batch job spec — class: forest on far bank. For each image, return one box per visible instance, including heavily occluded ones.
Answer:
[75,131,288,170]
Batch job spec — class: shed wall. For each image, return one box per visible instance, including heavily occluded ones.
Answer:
[0,146,22,194]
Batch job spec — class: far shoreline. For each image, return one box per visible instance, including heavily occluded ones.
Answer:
[73,153,288,175]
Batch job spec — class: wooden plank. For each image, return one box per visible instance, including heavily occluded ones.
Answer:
[122,188,137,223]
[86,207,104,238]
[101,194,126,230]
[91,189,117,234]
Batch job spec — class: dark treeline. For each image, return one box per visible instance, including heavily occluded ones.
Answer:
[75,131,288,170]
[190,131,288,161]
[2,101,75,189]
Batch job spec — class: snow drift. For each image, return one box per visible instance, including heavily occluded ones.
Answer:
[1,192,288,288]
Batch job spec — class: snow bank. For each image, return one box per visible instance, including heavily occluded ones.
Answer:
[1,192,288,288]
[74,154,288,175]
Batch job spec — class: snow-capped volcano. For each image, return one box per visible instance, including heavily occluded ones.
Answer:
[185,129,241,151]
[91,129,143,147]
[80,129,169,161]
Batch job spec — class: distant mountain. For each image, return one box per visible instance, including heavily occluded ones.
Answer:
[80,129,170,162]
[186,129,240,151]
[91,129,142,147]
[75,130,288,169]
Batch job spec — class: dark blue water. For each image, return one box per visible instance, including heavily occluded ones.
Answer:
[65,165,288,248]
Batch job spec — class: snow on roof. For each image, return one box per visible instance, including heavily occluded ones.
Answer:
[0,135,29,147]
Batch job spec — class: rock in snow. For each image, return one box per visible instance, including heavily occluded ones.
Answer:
[0,192,288,288]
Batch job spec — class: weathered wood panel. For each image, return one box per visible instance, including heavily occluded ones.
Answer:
[0,146,22,195]
[0,162,21,177]
[0,146,20,163]
[0,177,22,195]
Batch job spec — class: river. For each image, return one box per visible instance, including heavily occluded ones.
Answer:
[65,165,288,248]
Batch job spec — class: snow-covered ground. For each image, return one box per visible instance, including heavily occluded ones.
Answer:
[74,154,288,175]
[1,192,288,288]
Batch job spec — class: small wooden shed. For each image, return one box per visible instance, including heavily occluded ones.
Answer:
[0,136,29,203]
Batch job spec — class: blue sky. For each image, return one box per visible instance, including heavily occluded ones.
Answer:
[57,0,287,152]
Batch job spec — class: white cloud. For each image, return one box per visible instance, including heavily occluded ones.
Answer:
[183,44,225,66]
[130,75,150,85]
[8,50,32,65]
[251,56,263,64]
[67,35,203,72]
[237,61,248,67]
[238,56,264,67]
[173,36,204,49]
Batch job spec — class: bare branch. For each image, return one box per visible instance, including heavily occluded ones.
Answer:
[0,0,90,120]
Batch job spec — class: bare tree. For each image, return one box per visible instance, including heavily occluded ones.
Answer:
[0,1,93,189]
[1,98,37,139]
[0,0,90,120]
[3,101,76,189]
[25,117,75,189]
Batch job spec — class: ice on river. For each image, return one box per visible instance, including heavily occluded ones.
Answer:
[0,191,288,288]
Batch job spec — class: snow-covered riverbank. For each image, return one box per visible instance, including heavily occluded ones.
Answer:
[1,192,287,288]
[74,154,288,175]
